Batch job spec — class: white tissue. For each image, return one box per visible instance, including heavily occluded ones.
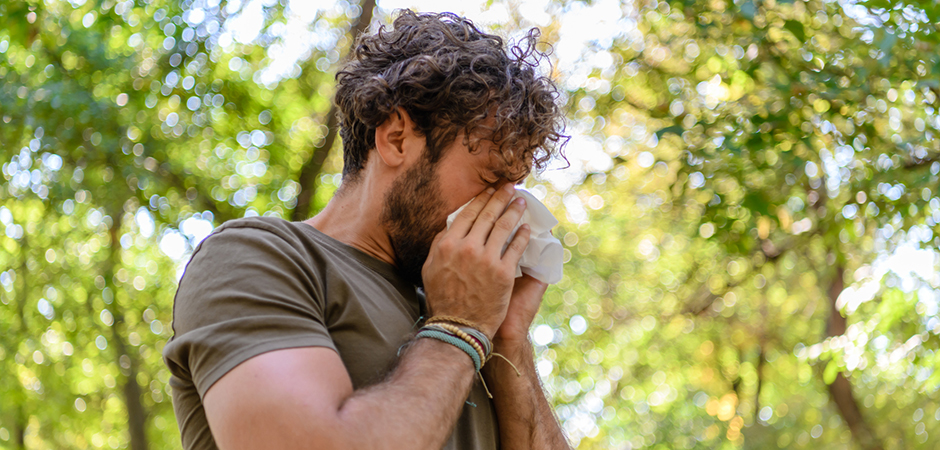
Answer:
[446,189,564,284]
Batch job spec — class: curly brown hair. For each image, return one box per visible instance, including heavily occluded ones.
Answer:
[334,9,568,183]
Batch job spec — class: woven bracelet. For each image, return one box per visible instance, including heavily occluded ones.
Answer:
[416,326,523,400]
[431,323,486,364]
[426,315,483,331]
[417,328,482,371]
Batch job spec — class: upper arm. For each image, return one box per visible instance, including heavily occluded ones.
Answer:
[203,346,354,450]
[163,223,335,397]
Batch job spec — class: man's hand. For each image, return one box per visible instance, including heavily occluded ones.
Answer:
[493,275,548,346]
[482,276,571,450]
[422,182,530,339]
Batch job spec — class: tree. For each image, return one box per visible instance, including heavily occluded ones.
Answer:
[543,0,939,448]
[0,0,374,448]
[3,0,939,449]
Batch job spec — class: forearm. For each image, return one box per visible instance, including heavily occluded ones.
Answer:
[336,338,476,449]
[483,339,570,450]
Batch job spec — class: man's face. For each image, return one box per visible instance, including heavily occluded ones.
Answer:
[381,154,446,288]
[381,136,505,287]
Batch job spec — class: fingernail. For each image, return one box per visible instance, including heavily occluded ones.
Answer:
[503,183,515,192]
[486,187,495,194]
[515,197,526,206]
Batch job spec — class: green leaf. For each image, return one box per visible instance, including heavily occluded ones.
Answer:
[876,289,915,331]
[784,20,806,42]
[656,125,684,139]
[823,359,840,385]
[742,192,771,216]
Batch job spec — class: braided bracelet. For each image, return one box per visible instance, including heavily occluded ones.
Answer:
[416,328,482,371]
[426,315,483,332]
[417,314,526,399]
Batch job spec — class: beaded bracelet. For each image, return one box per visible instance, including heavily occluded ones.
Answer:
[417,316,524,400]
[425,316,492,356]
[431,323,486,363]
[459,326,491,356]
[426,315,483,331]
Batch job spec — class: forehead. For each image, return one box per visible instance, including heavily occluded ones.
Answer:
[463,133,531,182]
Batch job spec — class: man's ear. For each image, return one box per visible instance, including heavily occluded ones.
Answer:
[374,107,416,169]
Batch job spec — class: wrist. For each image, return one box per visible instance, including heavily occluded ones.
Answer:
[487,338,534,378]
[424,312,500,341]
[413,335,477,371]
[492,336,533,354]
[482,339,535,391]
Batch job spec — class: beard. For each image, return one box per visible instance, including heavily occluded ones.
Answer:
[381,155,447,288]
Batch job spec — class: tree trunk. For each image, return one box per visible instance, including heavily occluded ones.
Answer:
[14,405,25,450]
[106,205,150,450]
[292,108,339,221]
[823,265,883,450]
[754,344,764,420]
[291,0,377,221]
[113,323,149,450]
[14,243,29,450]
[754,297,769,421]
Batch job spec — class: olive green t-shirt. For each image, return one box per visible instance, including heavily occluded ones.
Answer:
[163,217,498,450]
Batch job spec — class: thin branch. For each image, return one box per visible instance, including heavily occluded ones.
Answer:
[903,155,939,170]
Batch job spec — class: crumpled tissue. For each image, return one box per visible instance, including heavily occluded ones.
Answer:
[446,189,564,284]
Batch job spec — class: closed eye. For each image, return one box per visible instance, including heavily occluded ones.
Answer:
[480,172,500,186]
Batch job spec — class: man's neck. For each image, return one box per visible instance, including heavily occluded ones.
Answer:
[303,179,396,266]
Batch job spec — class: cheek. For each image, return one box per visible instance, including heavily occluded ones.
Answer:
[433,149,493,212]
[439,178,485,214]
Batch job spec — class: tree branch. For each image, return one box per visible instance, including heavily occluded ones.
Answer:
[822,265,884,450]
[292,0,376,221]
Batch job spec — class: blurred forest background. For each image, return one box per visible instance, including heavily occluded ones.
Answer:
[1,0,939,449]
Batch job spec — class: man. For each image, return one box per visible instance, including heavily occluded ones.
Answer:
[163,10,569,450]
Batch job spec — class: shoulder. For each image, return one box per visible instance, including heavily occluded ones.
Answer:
[201,216,309,249]
[187,216,332,265]
[175,216,332,294]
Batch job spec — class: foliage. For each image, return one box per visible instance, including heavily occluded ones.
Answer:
[547,0,940,448]
[1,0,352,447]
[1,0,939,449]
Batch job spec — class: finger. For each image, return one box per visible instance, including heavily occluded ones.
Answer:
[500,223,531,267]
[467,182,516,242]
[448,187,496,237]
[430,228,446,248]
[513,274,548,296]
[485,195,526,254]
[423,231,443,271]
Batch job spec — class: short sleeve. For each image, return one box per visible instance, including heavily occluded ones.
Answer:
[162,222,336,398]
